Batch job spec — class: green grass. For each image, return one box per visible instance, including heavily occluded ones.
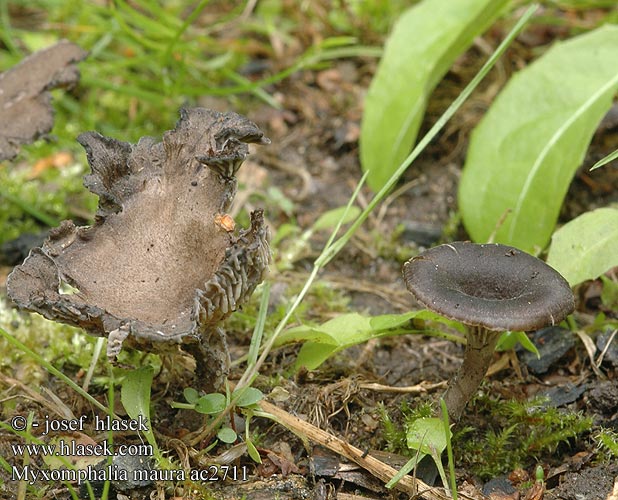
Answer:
[0,0,387,145]
[455,395,593,480]
[0,0,386,241]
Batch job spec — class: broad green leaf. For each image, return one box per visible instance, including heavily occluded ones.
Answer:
[360,0,508,191]
[277,311,465,370]
[460,26,618,252]
[195,393,226,415]
[293,343,340,372]
[369,310,466,333]
[547,207,618,286]
[276,313,370,346]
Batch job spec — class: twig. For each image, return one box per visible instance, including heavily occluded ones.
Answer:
[358,381,447,394]
[257,398,451,500]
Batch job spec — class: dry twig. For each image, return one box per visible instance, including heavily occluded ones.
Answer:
[257,398,453,500]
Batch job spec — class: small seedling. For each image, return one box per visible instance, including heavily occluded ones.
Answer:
[385,416,451,491]
[172,385,265,463]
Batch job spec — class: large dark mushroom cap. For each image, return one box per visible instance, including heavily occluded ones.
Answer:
[7,107,270,352]
[403,242,574,332]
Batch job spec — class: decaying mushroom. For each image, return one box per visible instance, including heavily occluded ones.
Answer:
[0,40,87,161]
[7,107,270,391]
[403,242,574,421]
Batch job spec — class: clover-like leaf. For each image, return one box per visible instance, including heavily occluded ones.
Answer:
[195,393,227,415]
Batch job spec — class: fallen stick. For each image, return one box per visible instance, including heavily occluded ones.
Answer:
[257,398,452,500]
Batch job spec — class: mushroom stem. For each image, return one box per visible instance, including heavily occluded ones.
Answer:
[443,326,501,421]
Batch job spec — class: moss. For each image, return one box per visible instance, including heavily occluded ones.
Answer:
[454,395,593,480]
[379,400,435,455]
[379,394,592,480]
[594,428,618,462]
[0,161,97,245]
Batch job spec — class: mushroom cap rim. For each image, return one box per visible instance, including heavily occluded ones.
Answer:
[403,242,575,332]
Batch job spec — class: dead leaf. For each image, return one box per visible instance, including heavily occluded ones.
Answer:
[266,450,301,476]
[29,151,74,178]
[522,481,544,500]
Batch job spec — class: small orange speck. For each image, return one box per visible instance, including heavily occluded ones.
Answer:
[214,213,235,232]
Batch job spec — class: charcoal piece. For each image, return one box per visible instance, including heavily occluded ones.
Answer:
[596,328,618,367]
[518,327,576,374]
[586,380,618,415]
[0,40,87,161]
[482,476,517,497]
[539,383,586,407]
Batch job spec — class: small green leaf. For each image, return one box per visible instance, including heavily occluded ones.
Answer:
[497,331,540,357]
[460,26,618,252]
[183,387,199,404]
[234,387,264,408]
[360,0,508,191]
[246,438,262,463]
[279,311,465,371]
[217,427,237,444]
[547,207,618,286]
[121,366,153,424]
[387,416,452,489]
[195,393,226,415]
[121,366,160,457]
[406,417,449,456]
[385,454,426,489]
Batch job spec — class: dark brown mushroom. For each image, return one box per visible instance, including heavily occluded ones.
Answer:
[0,40,87,161]
[403,241,574,421]
[7,107,270,392]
